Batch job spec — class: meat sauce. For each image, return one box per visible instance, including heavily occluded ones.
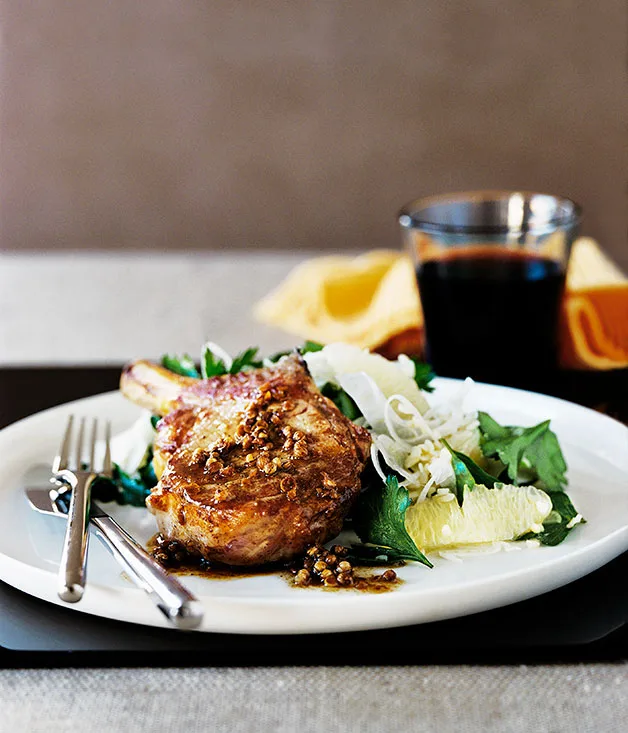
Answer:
[148,535,403,594]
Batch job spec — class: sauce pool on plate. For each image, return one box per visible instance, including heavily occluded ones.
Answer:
[149,535,403,593]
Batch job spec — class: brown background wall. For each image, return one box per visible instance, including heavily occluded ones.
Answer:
[1,1,626,268]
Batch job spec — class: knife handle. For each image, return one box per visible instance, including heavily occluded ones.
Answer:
[57,473,94,602]
[90,514,204,630]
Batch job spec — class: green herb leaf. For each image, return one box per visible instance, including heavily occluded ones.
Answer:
[477,411,510,442]
[518,429,568,491]
[300,340,324,354]
[150,414,161,430]
[519,491,583,546]
[91,447,158,507]
[266,341,322,363]
[442,439,475,506]
[266,349,292,363]
[478,412,567,491]
[161,354,200,378]
[320,382,362,420]
[229,347,262,373]
[113,465,150,506]
[410,358,435,392]
[353,475,433,568]
[137,447,158,488]
[442,439,500,506]
[201,345,228,378]
[479,413,578,546]
[113,464,152,507]
[449,446,501,489]
[481,418,550,483]
[90,474,119,503]
[202,345,263,377]
[548,491,579,521]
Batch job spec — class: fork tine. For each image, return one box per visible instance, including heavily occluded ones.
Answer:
[89,418,97,471]
[75,417,86,471]
[103,421,113,476]
[53,415,74,473]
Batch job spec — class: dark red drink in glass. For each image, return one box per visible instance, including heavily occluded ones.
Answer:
[399,191,581,391]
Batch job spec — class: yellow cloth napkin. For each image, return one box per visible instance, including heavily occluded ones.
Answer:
[255,251,424,352]
[254,239,628,369]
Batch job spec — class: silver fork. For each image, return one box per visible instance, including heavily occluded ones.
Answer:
[53,415,112,602]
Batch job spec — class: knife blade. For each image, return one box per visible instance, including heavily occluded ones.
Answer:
[25,487,204,630]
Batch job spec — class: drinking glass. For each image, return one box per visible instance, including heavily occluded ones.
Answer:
[399,191,581,391]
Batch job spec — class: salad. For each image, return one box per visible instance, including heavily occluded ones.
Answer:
[98,341,584,571]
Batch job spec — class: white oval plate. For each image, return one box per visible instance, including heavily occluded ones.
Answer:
[0,379,626,635]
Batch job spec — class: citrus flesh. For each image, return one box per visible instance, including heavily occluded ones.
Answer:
[405,484,552,553]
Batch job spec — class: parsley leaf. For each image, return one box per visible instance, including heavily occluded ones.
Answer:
[478,412,580,546]
[410,358,435,392]
[519,491,583,546]
[300,340,324,354]
[266,349,292,363]
[138,451,158,488]
[112,464,154,507]
[478,412,567,491]
[353,475,433,568]
[442,439,500,506]
[518,429,568,491]
[229,347,262,373]
[477,411,510,442]
[320,382,362,420]
[161,354,200,378]
[91,447,158,507]
[267,341,323,363]
[442,439,475,506]
[201,345,228,378]
[201,345,263,378]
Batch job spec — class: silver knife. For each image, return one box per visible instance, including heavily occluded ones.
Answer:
[26,487,204,630]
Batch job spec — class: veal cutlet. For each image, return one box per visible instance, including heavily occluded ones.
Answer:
[120,354,371,565]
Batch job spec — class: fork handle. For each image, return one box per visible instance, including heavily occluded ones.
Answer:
[90,515,204,630]
[57,473,94,602]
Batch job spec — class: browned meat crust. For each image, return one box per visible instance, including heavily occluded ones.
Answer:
[120,354,370,565]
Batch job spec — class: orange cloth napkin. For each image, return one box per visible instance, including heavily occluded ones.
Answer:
[255,238,628,369]
[558,238,628,369]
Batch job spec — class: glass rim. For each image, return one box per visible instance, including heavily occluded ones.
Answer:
[398,190,582,236]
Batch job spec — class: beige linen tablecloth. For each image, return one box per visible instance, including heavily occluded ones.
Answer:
[0,253,626,733]
[0,666,626,733]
